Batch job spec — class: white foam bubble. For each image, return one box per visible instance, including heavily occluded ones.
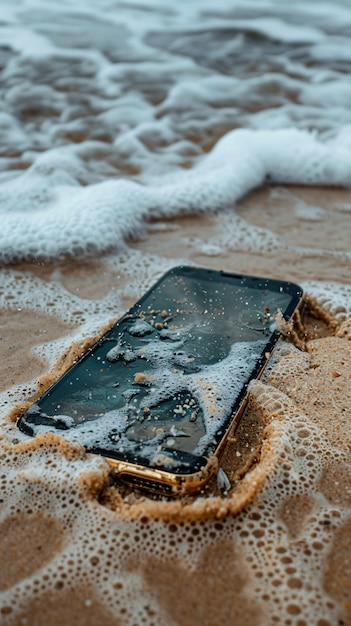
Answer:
[302,280,351,321]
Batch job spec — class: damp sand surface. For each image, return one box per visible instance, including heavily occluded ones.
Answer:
[1,185,351,626]
[1,0,351,621]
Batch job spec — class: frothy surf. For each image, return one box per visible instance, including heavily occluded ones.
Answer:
[1,0,351,262]
[2,127,351,262]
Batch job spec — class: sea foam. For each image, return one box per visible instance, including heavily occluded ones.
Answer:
[0,0,351,262]
[1,128,351,262]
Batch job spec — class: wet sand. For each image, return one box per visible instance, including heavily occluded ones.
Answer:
[1,184,351,625]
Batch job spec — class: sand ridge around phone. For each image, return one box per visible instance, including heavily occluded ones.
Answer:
[4,293,329,523]
[2,291,351,625]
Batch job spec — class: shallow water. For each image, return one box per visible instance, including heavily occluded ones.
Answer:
[1,0,351,262]
[1,0,351,624]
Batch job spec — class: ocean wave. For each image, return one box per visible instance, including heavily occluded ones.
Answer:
[1,0,351,262]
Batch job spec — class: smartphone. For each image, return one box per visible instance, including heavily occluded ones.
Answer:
[17,266,303,495]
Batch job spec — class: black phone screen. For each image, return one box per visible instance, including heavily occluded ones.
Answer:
[19,267,302,475]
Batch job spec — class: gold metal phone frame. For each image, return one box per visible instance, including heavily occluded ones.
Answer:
[105,308,306,498]
[106,387,252,496]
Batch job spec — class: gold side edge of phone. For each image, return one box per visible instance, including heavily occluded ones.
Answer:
[106,291,305,498]
[106,340,277,497]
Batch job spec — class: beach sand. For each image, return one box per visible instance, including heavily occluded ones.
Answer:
[1,183,351,625]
